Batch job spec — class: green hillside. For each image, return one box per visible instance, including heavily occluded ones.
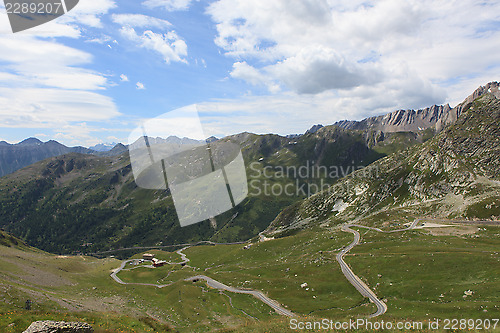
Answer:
[0,223,498,332]
[0,126,419,255]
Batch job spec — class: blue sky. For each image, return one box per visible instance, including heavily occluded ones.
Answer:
[0,0,499,147]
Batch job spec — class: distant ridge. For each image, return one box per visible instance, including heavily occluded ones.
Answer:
[18,137,43,146]
[334,81,500,133]
[3,82,498,178]
[89,142,117,152]
[334,104,452,132]
[305,124,324,135]
[0,139,124,177]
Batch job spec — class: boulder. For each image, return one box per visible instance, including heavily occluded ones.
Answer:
[23,321,93,333]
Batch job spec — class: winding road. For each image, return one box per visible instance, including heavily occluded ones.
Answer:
[90,240,246,256]
[336,218,498,318]
[110,259,173,288]
[110,246,295,317]
[336,219,420,318]
[185,275,295,317]
[110,218,497,319]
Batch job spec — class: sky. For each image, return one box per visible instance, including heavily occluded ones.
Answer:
[0,0,499,147]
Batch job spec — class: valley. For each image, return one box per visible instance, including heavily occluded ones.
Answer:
[0,220,499,332]
[0,83,499,332]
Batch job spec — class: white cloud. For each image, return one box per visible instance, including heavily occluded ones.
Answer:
[53,123,104,147]
[86,34,113,44]
[120,74,130,82]
[230,62,267,86]
[269,46,381,94]
[142,0,195,11]
[0,87,119,128]
[119,26,188,64]
[136,82,146,90]
[111,13,188,64]
[0,33,111,92]
[207,0,500,111]
[230,62,281,93]
[112,14,172,29]
[0,4,120,135]
[62,0,117,28]
[197,76,448,138]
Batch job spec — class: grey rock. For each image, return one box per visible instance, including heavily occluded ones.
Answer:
[305,124,324,135]
[435,81,500,131]
[23,321,93,333]
[335,104,451,133]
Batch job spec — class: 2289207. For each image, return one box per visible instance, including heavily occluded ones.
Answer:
[5,2,63,14]
[443,318,498,330]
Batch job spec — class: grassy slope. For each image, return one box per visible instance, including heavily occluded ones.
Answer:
[1,223,499,332]
[347,226,500,320]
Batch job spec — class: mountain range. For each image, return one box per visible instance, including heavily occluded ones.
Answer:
[334,81,500,133]
[89,142,118,152]
[5,83,495,179]
[0,82,498,255]
[268,83,500,234]
[0,82,499,332]
[0,138,128,178]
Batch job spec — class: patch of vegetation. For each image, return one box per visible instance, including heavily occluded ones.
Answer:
[465,197,500,219]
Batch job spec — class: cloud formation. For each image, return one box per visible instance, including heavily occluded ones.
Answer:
[112,14,172,29]
[63,0,117,28]
[142,0,195,11]
[112,13,188,64]
[0,0,120,146]
[208,0,500,108]
[0,13,119,124]
[1,0,499,145]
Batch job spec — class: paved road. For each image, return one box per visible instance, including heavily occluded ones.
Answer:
[337,225,388,318]
[111,218,497,318]
[337,218,498,318]
[336,219,421,318]
[173,247,190,265]
[185,275,295,317]
[90,240,247,256]
[110,259,173,288]
[414,218,500,226]
[110,247,295,317]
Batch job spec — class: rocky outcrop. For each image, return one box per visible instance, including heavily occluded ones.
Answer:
[435,81,500,131]
[335,82,500,135]
[305,124,324,135]
[335,104,452,133]
[23,321,93,333]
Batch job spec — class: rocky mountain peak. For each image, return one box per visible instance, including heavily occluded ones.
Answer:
[466,81,500,101]
[268,87,500,234]
[435,81,500,131]
[334,82,500,134]
[305,124,324,135]
[334,104,451,133]
[17,137,43,146]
